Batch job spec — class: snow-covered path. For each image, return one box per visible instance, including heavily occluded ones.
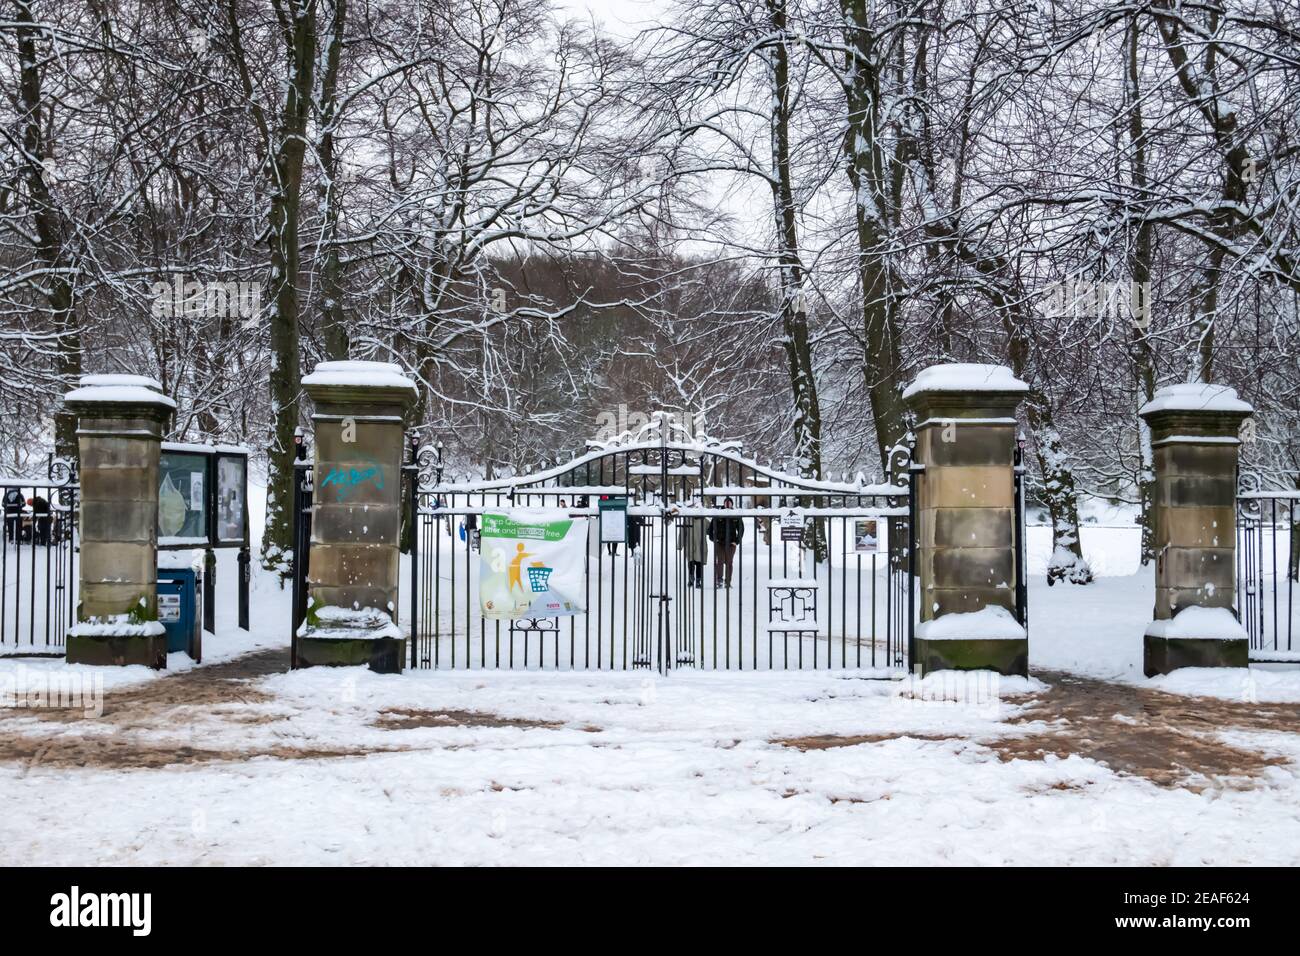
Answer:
[4,639,1300,864]
[3,553,1300,866]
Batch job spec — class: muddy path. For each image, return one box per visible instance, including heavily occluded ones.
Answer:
[990,671,1300,789]
[0,649,571,771]
[4,651,1297,786]
[778,671,1300,790]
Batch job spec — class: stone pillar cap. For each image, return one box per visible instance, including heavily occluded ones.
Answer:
[302,361,418,409]
[63,374,176,410]
[902,363,1028,400]
[1139,383,1252,418]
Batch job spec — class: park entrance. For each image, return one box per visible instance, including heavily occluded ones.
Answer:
[403,417,916,673]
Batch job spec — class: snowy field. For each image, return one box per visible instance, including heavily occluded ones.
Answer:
[3,525,1300,866]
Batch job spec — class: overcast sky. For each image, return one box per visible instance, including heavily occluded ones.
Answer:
[557,0,668,39]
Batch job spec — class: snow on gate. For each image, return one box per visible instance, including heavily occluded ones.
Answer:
[402,420,916,673]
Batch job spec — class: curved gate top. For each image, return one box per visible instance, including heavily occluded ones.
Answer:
[402,413,916,674]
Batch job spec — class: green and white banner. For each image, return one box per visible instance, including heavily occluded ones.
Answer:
[479,509,588,620]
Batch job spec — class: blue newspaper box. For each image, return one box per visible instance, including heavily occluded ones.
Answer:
[157,567,202,659]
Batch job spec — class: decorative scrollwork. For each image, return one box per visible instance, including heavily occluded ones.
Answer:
[585,410,741,455]
[885,432,915,487]
[509,617,561,636]
[47,455,78,487]
[410,441,445,485]
[1237,470,1263,518]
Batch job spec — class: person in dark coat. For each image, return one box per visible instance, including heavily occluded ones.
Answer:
[708,496,744,588]
[3,488,22,544]
[30,495,51,546]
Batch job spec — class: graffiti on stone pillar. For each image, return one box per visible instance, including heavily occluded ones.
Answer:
[319,459,385,501]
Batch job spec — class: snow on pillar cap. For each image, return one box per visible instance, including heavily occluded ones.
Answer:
[1138,383,1252,416]
[902,362,1028,400]
[63,373,176,409]
[302,360,417,394]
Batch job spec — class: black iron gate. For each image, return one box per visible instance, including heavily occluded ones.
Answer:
[290,453,314,668]
[405,420,914,673]
[1,457,79,656]
[1237,476,1298,660]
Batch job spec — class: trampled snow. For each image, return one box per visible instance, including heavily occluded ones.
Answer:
[4,529,1300,865]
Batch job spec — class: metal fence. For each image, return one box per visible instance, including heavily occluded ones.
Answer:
[1237,482,1298,660]
[405,429,914,674]
[1,463,79,655]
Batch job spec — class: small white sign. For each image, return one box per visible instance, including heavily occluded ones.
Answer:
[190,472,204,511]
[852,517,884,553]
[159,593,181,623]
[600,507,626,543]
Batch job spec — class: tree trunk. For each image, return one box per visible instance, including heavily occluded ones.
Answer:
[1152,4,1249,384]
[1028,400,1093,585]
[767,0,825,559]
[16,2,82,459]
[1125,21,1158,564]
[318,0,349,361]
[899,68,1092,584]
[840,0,907,470]
[1001,293,1092,585]
[259,0,317,578]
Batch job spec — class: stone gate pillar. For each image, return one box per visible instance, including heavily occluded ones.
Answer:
[904,363,1029,676]
[297,361,417,672]
[1139,383,1253,676]
[63,375,176,668]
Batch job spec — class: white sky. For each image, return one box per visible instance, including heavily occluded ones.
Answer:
[556,0,670,39]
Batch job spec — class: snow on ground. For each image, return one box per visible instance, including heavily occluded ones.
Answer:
[4,656,1300,865]
[1148,667,1300,703]
[1028,570,1152,681]
[3,518,1300,865]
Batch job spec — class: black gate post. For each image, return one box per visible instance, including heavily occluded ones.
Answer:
[907,462,918,668]
[237,545,250,631]
[290,431,312,668]
[407,436,420,670]
[203,547,216,634]
[1014,433,1028,636]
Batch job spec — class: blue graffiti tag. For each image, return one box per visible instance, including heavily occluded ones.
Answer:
[320,459,385,501]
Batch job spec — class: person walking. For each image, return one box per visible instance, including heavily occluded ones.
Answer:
[676,506,708,588]
[3,488,22,544]
[708,496,744,588]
